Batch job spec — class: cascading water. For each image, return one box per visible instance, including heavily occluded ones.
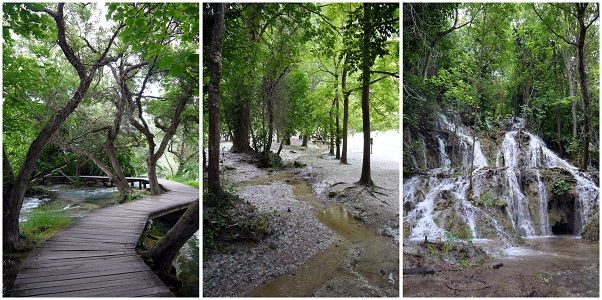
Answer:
[437,136,451,169]
[404,114,599,245]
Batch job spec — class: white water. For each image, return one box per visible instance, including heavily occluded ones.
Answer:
[404,115,599,244]
[437,136,451,169]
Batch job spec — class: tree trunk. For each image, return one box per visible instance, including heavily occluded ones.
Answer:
[335,69,341,159]
[302,134,308,147]
[143,200,199,275]
[553,45,563,156]
[147,157,162,195]
[3,2,115,251]
[105,141,132,194]
[358,4,373,186]
[329,108,334,155]
[341,59,350,164]
[208,3,226,195]
[231,100,252,153]
[576,4,591,170]
[265,94,274,153]
[277,136,285,156]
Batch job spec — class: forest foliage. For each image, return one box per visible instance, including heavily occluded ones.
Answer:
[403,3,599,169]
[202,3,399,158]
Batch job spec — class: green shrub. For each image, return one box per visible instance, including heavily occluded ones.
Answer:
[552,178,571,195]
[118,192,144,204]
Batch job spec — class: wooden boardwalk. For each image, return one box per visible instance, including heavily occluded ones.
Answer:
[11,178,199,297]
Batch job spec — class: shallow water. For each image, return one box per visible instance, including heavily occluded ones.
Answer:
[404,235,599,297]
[20,184,120,221]
[240,172,398,296]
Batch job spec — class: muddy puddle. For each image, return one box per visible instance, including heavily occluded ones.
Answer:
[238,171,398,296]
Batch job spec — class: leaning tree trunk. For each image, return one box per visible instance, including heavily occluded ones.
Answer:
[143,200,199,275]
[3,1,122,251]
[358,4,373,186]
[105,141,133,195]
[208,3,226,195]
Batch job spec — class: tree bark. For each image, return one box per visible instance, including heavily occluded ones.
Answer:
[553,45,563,156]
[576,3,593,170]
[335,67,341,159]
[231,100,252,153]
[302,134,308,147]
[329,108,334,155]
[358,4,373,186]
[147,156,162,195]
[341,58,350,164]
[143,200,199,275]
[208,3,226,195]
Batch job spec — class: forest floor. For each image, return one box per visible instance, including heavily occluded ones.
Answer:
[202,131,400,297]
[403,236,599,297]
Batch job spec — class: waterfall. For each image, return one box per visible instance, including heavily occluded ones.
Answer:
[524,131,599,229]
[504,168,536,236]
[535,170,551,235]
[403,114,599,244]
[437,136,451,169]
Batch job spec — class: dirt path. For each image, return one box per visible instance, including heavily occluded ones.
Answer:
[203,135,399,296]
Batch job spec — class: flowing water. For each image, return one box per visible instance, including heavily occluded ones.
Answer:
[20,184,120,222]
[238,172,398,296]
[404,236,599,297]
[404,115,599,243]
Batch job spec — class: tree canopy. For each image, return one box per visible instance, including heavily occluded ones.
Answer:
[404,3,599,169]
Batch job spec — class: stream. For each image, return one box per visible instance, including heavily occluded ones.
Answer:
[238,172,398,296]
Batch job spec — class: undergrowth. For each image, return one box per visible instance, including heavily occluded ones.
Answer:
[203,191,276,256]
[20,204,73,248]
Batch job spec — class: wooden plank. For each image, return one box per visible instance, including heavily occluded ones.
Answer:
[12,271,162,292]
[17,260,148,279]
[10,178,197,297]
[15,265,152,284]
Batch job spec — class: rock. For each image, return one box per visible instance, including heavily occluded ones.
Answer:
[328,191,337,198]
[581,211,599,241]
[493,263,503,269]
[404,246,419,256]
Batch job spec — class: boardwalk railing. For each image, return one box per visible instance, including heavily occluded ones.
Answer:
[11,178,199,297]
[42,175,155,190]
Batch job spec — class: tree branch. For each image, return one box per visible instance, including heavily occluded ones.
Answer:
[532,4,578,46]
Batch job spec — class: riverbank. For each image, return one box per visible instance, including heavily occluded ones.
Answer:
[203,134,399,296]
[403,236,599,297]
